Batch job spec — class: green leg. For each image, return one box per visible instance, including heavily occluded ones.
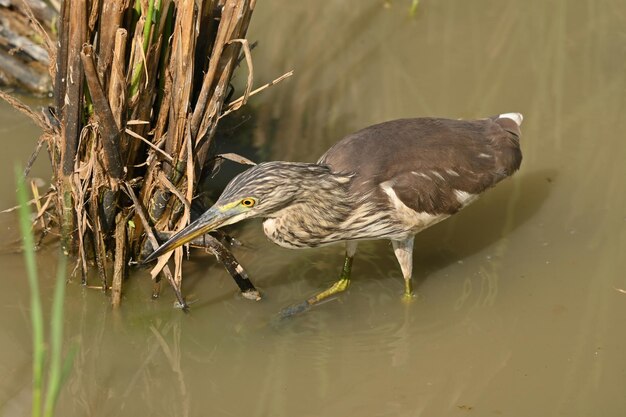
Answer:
[305,254,353,305]
[393,238,416,302]
[404,277,413,299]
[278,242,357,318]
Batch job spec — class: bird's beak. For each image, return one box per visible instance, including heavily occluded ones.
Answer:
[143,204,242,263]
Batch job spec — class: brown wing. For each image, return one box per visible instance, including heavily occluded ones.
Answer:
[318,116,522,215]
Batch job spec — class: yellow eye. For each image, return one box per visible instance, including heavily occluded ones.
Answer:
[241,198,256,208]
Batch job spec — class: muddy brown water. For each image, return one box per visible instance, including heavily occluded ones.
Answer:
[2,1,626,416]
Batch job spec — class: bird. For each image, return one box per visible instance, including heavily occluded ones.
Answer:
[144,113,523,316]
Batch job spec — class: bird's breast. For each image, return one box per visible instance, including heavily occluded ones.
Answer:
[262,217,310,249]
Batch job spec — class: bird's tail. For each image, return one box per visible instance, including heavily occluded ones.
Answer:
[494,112,523,137]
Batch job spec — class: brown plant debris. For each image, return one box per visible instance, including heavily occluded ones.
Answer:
[2,0,292,308]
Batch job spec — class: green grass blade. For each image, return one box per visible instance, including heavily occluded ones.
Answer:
[130,0,156,99]
[151,0,163,45]
[15,165,44,417]
[142,0,156,53]
[43,255,68,417]
[59,344,78,388]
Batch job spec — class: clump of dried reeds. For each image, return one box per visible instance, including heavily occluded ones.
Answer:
[2,0,291,309]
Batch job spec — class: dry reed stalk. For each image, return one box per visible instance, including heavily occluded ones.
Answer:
[109,28,128,160]
[111,211,127,307]
[2,0,292,309]
[80,44,124,180]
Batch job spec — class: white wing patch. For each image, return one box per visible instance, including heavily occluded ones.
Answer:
[453,189,479,206]
[380,181,447,234]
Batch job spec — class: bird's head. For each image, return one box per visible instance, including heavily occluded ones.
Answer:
[143,161,324,262]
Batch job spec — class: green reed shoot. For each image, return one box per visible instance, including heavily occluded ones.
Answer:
[16,165,75,417]
[16,165,44,417]
[130,0,158,99]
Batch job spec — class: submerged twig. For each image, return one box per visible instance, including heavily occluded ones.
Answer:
[124,183,188,311]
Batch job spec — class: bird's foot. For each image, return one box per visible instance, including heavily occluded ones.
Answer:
[401,291,417,304]
[277,300,312,319]
[308,278,350,304]
[276,278,350,319]
[402,279,416,303]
